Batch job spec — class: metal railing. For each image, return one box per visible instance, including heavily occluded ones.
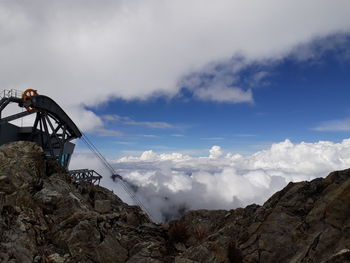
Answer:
[0,89,22,100]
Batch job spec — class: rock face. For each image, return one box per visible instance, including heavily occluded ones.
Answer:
[0,142,169,263]
[171,172,350,263]
[0,141,349,263]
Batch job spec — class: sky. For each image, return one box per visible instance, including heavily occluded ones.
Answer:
[1,0,350,221]
[82,41,350,158]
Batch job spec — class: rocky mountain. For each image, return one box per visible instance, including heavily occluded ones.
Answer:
[0,141,349,263]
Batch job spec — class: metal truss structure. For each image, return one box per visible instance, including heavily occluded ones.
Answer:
[0,89,82,168]
[69,169,103,185]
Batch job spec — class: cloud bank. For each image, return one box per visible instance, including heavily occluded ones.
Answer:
[1,0,350,130]
[71,138,350,221]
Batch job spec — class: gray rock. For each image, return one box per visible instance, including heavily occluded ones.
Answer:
[94,199,111,213]
[0,141,349,263]
[47,253,65,263]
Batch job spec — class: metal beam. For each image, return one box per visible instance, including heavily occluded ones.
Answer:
[0,110,37,124]
[41,111,54,157]
[29,95,82,139]
[0,97,22,113]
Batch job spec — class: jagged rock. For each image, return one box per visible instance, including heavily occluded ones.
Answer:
[94,199,112,213]
[174,243,186,252]
[0,142,166,263]
[322,249,350,263]
[47,253,65,263]
[170,170,350,263]
[0,141,349,263]
[174,258,198,263]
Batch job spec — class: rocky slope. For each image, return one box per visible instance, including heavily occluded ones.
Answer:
[0,141,349,263]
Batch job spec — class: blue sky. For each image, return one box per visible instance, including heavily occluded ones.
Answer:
[81,35,350,159]
[4,1,350,219]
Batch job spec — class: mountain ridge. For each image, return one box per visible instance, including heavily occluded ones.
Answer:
[0,141,349,263]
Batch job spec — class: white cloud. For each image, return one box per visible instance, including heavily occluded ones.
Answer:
[314,118,350,131]
[68,105,104,131]
[140,134,158,138]
[1,0,350,131]
[93,128,158,138]
[113,141,135,146]
[209,145,223,159]
[103,114,174,129]
[95,128,124,137]
[102,114,122,122]
[124,120,173,129]
[140,150,158,161]
[233,134,256,137]
[201,137,224,141]
[194,86,253,103]
[95,138,350,221]
[171,134,184,137]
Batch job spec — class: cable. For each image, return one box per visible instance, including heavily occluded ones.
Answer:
[80,132,152,218]
[80,134,150,215]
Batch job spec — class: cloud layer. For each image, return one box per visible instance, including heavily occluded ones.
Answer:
[1,1,350,130]
[71,138,350,221]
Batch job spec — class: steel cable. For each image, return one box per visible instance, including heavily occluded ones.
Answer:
[80,133,152,218]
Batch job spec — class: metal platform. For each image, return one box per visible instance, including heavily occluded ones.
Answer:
[69,169,102,185]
